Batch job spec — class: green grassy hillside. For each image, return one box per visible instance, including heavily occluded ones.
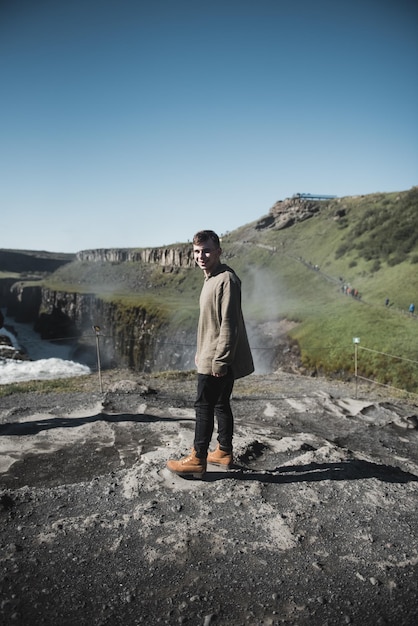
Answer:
[35,186,418,391]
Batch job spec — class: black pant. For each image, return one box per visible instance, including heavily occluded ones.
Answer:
[193,369,235,459]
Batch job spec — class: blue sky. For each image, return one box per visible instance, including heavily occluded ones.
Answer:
[1,0,417,253]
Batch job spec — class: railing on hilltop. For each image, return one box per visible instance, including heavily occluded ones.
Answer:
[293,193,337,201]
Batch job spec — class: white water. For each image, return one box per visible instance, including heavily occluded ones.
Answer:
[0,311,90,385]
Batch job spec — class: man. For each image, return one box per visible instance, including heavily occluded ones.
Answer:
[167,230,254,478]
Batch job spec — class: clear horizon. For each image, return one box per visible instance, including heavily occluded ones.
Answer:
[1,0,417,254]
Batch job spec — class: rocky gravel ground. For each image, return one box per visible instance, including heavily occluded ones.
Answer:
[1,369,418,625]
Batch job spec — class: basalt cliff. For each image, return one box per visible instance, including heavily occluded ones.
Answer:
[76,244,194,267]
[0,245,198,371]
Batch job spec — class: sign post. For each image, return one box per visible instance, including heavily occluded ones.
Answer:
[353,337,360,398]
[93,325,103,393]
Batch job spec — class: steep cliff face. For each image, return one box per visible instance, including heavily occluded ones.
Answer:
[256,197,320,230]
[4,283,191,372]
[34,288,176,371]
[1,243,199,372]
[76,245,194,268]
[0,278,17,307]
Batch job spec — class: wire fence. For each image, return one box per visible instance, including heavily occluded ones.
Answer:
[354,342,418,399]
[4,321,418,400]
[7,331,282,353]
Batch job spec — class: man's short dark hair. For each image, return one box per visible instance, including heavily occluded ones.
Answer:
[193,230,220,248]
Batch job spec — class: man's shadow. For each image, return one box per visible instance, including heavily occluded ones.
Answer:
[203,459,418,484]
[2,413,417,486]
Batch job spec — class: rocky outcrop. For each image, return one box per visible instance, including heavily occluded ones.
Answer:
[0,333,29,361]
[256,197,320,230]
[76,245,195,268]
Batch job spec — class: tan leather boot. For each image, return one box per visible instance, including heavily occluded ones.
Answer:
[207,444,233,469]
[166,449,206,479]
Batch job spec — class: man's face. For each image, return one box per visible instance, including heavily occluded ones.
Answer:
[193,239,221,275]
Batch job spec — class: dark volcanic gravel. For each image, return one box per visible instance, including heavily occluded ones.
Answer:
[1,370,418,625]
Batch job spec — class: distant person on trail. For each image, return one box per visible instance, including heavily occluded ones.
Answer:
[385,298,389,307]
[166,230,254,479]
[409,303,415,315]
